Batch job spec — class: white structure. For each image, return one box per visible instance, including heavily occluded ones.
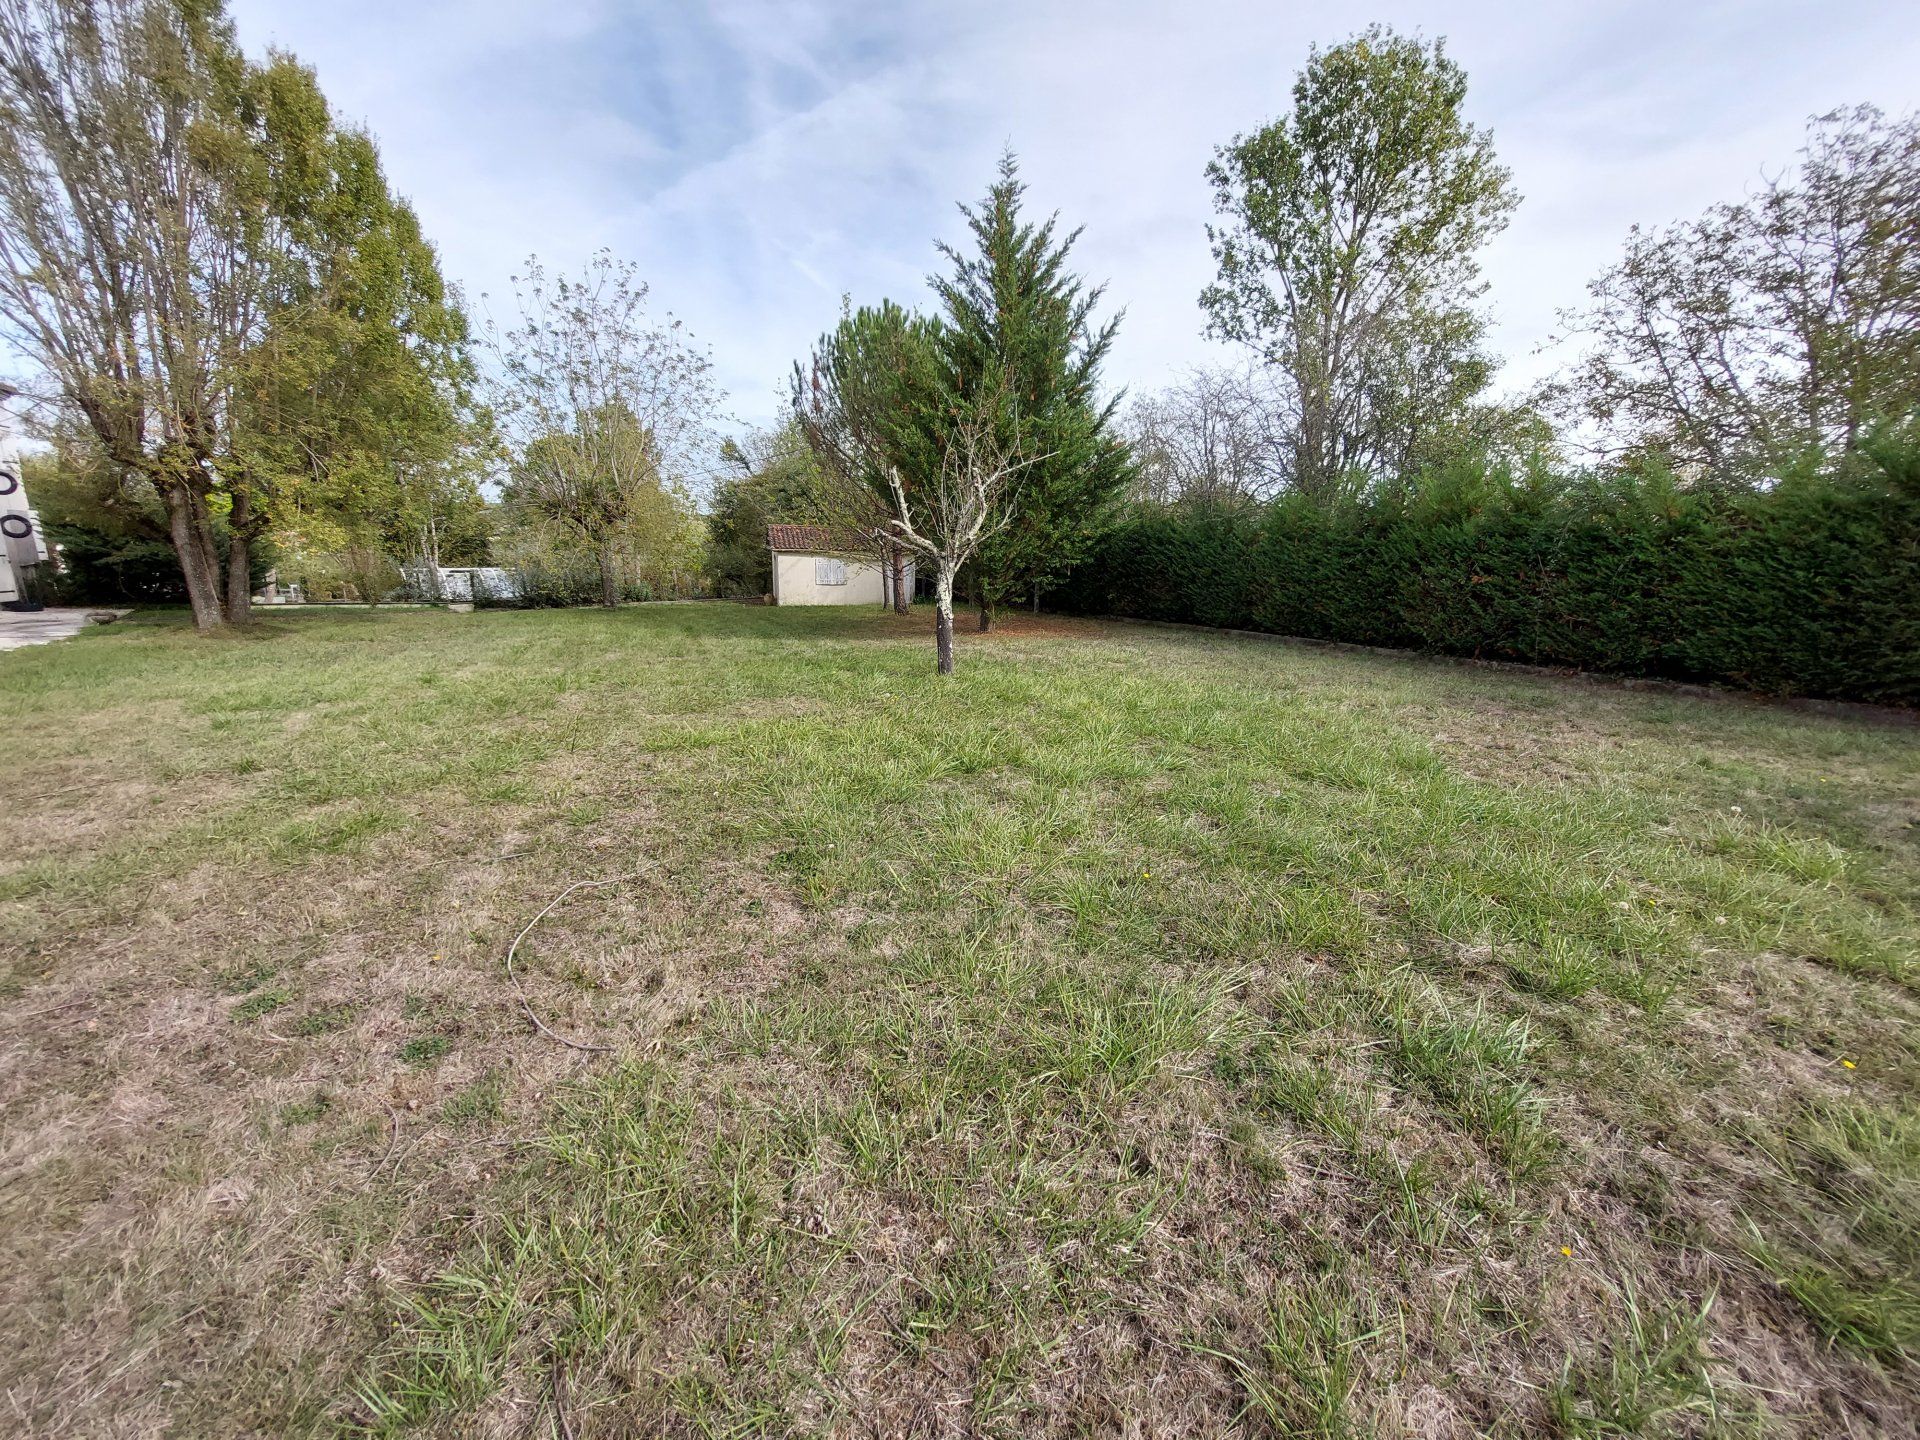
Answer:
[397,562,523,604]
[768,525,912,607]
[0,389,50,608]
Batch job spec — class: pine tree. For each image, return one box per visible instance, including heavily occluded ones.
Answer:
[932,152,1132,628]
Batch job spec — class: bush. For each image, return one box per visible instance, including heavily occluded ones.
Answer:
[1052,441,1920,704]
[474,559,655,609]
[39,520,276,606]
[37,526,188,604]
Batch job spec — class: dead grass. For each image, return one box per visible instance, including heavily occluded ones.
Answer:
[0,605,1915,1437]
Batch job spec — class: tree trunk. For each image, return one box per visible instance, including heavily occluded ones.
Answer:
[224,529,252,625]
[598,544,620,607]
[163,485,227,632]
[223,486,255,627]
[191,486,227,612]
[890,544,909,615]
[420,515,443,599]
[934,563,955,675]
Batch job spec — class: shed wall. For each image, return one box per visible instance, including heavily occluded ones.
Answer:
[773,552,887,605]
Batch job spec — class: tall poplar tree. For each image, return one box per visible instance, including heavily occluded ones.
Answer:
[0,0,477,627]
[1202,26,1516,502]
[235,90,483,587]
[933,152,1131,629]
[0,0,270,627]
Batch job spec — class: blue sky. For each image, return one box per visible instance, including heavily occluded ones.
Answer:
[228,0,1920,436]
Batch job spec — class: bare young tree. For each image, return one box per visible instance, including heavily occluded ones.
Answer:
[793,301,1042,673]
[0,0,283,629]
[490,253,719,606]
[880,400,1042,674]
[1125,365,1283,504]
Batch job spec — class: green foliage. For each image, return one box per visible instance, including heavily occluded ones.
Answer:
[932,152,1131,613]
[489,253,720,607]
[793,297,947,518]
[492,426,707,607]
[234,59,487,585]
[1055,436,1920,703]
[0,5,481,619]
[0,1,484,627]
[478,556,657,609]
[705,423,841,597]
[26,443,273,604]
[1546,1284,1731,1437]
[1201,26,1516,498]
[441,1071,506,1126]
[1558,106,1920,481]
[399,1034,451,1067]
[233,987,292,1021]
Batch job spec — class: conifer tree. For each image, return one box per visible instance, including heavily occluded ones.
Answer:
[932,152,1132,629]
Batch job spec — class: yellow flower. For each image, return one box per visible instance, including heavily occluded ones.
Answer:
[1560,1245,1573,1258]
[1142,871,1152,879]
[1841,1059,1856,1070]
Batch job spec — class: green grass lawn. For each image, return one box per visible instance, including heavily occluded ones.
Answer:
[2,604,1916,1437]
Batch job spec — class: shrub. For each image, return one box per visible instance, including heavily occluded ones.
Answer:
[472,559,655,609]
[1053,439,1920,704]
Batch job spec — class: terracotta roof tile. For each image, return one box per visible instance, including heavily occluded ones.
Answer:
[767,524,869,553]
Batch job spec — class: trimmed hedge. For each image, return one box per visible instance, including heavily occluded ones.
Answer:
[1052,448,1920,704]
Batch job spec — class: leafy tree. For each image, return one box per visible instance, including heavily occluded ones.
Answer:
[0,0,477,627]
[1201,25,1517,502]
[1124,365,1283,505]
[1556,106,1920,481]
[933,153,1131,628]
[706,422,840,597]
[489,254,719,607]
[502,405,683,606]
[495,467,702,606]
[0,0,280,627]
[23,434,211,602]
[232,73,486,593]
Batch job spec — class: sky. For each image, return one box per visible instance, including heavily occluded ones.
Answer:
[225,0,1920,440]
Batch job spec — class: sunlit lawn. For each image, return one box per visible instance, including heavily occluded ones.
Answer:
[1,603,1915,1436]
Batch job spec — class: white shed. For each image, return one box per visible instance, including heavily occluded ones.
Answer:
[768,526,913,607]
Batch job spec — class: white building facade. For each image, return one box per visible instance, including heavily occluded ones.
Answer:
[767,525,912,607]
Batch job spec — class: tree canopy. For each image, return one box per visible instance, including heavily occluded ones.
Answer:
[1556,105,1920,482]
[0,0,482,625]
[489,253,719,606]
[934,153,1131,623]
[1200,26,1517,502]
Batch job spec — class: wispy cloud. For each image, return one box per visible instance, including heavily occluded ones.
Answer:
[231,0,1920,428]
